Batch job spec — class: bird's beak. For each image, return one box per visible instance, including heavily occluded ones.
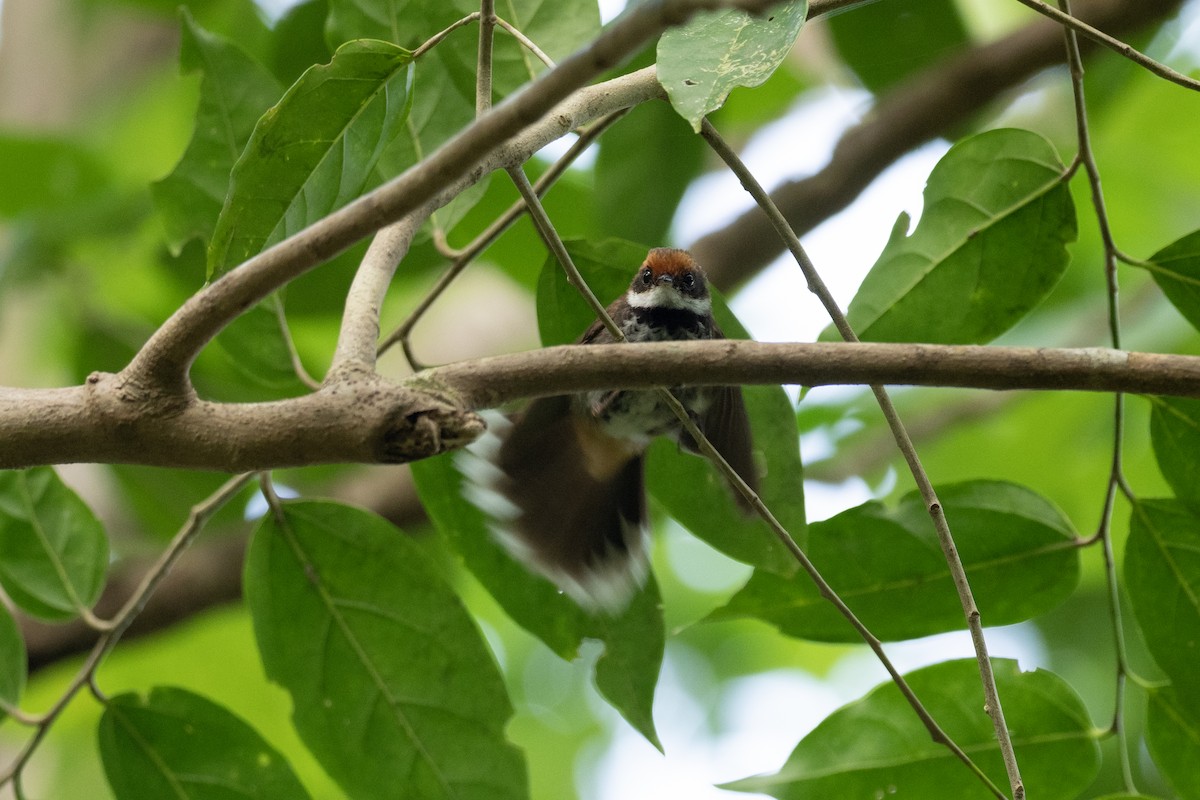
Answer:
[656,274,674,286]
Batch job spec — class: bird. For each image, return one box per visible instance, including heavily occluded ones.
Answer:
[459,247,757,612]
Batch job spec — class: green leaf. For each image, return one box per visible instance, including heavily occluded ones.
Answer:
[212,294,311,394]
[838,128,1076,344]
[268,0,333,85]
[152,11,283,254]
[536,239,804,572]
[1148,395,1200,511]
[827,0,969,93]
[723,659,1099,799]
[658,0,807,132]
[1125,500,1200,706]
[594,92,705,246]
[1146,685,1200,800]
[1140,229,1200,334]
[0,467,109,621]
[411,454,665,749]
[245,500,527,800]
[208,39,413,277]
[98,686,312,800]
[0,604,26,718]
[710,481,1079,642]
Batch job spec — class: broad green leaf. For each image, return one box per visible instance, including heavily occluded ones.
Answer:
[1148,395,1200,511]
[594,80,705,246]
[658,0,807,132]
[0,135,107,218]
[0,604,25,718]
[208,39,413,277]
[245,500,527,800]
[536,239,804,572]
[0,467,109,621]
[213,295,311,394]
[411,454,665,749]
[268,0,333,84]
[710,481,1078,642]
[1140,229,1200,333]
[152,11,283,254]
[838,128,1076,344]
[723,659,1099,799]
[827,0,969,93]
[1125,500,1200,706]
[1146,686,1200,800]
[98,686,312,800]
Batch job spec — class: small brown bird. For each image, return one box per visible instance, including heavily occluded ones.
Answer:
[460,248,757,611]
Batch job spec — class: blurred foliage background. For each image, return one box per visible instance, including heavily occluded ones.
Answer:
[1,0,1199,797]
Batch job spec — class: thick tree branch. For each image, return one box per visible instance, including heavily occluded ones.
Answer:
[691,0,1185,288]
[7,342,1200,469]
[119,0,778,393]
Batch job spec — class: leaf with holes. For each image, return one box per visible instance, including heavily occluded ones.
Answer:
[0,467,108,621]
[208,39,412,277]
[245,500,527,800]
[99,686,311,800]
[723,659,1099,798]
[836,128,1076,344]
[658,0,807,132]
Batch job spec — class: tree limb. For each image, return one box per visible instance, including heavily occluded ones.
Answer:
[691,0,1185,288]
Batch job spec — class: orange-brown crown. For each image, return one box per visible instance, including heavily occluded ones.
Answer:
[642,248,702,278]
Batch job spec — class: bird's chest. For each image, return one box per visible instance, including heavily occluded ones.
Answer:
[580,307,715,446]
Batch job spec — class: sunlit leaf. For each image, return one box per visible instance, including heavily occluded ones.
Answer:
[658,0,807,131]
[1148,395,1200,510]
[411,454,665,749]
[1125,499,1200,706]
[0,467,108,621]
[837,128,1076,344]
[1146,685,1200,800]
[152,11,283,254]
[710,481,1078,642]
[99,686,312,800]
[723,659,1099,799]
[208,39,413,277]
[537,239,803,572]
[245,500,527,800]
[1141,229,1200,334]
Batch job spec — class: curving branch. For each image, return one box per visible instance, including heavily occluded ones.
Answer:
[691,0,1186,289]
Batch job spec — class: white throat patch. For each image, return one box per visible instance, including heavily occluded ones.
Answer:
[625,285,711,315]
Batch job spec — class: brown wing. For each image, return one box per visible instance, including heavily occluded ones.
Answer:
[698,385,757,511]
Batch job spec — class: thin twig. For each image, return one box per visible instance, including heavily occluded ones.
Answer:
[1010,0,1200,91]
[495,16,556,69]
[0,472,254,789]
[412,12,482,59]
[507,149,1006,800]
[477,1,496,116]
[1056,0,1136,791]
[269,293,321,389]
[699,118,1022,799]
[379,109,631,367]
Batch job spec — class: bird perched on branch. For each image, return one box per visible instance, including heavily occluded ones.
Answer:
[460,248,758,612]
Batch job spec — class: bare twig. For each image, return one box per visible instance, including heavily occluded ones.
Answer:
[698,119,1024,798]
[412,12,482,59]
[495,16,556,69]
[477,0,496,116]
[1012,0,1200,91]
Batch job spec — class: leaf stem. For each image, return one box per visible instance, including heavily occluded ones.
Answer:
[699,117,1021,799]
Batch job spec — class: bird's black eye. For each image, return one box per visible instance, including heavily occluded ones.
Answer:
[640,268,653,286]
[680,271,696,290]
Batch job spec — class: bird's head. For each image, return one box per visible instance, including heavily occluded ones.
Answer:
[626,248,712,314]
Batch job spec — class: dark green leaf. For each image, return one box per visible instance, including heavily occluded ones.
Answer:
[208,39,413,277]
[99,686,312,800]
[0,467,108,621]
[268,0,333,84]
[710,481,1079,642]
[1126,500,1200,706]
[0,604,25,718]
[1146,685,1200,800]
[245,500,527,800]
[658,0,807,131]
[594,100,704,246]
[537,239,804,572]
[410,454,665,749]
[827,0,969,93]
[1141,229,1200,334]
[152,11,283,254]
[1148,395,1200,511]
[212,295,311,394]
[839,128,1076,344]
[723,659,1099,799]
